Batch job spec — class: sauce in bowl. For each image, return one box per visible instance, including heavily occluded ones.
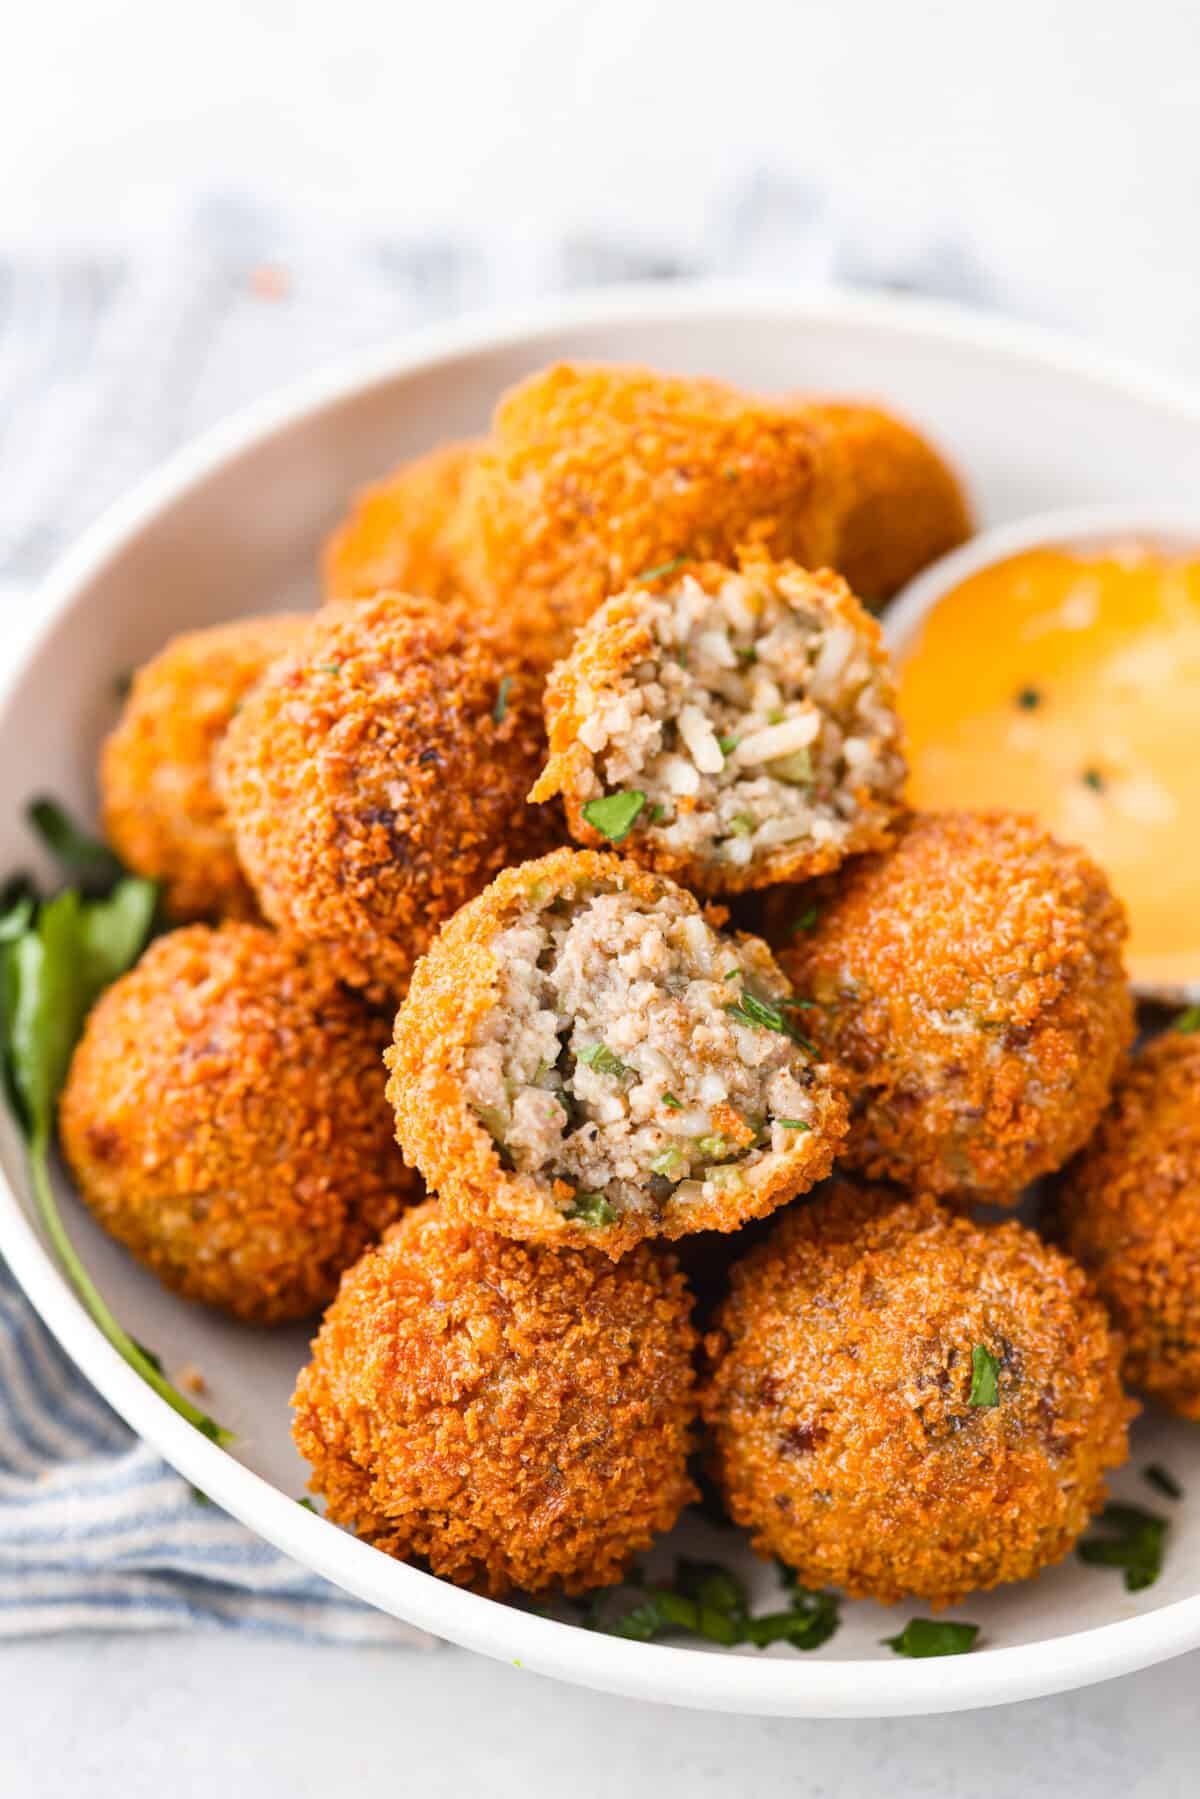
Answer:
[897,539,1200,995]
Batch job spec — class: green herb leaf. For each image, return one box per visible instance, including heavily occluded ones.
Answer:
[634,556,687,585]
[725,990,816,1052]
[493,674,513,724]
[576,1040,633,1079]
[969,1344,1001,1408]
[601,1559,839,1652]
[661,1092,683,1110]
[744,1588,840,1651]
[777,1118,811,1131]
[27,798,124,894]
[582,790,646,844]
[1144,1463,1183,1501]
[1176,1006,1200,1035]
[728,814,754,837]
[735,644,756,663]
[883,1619,979,1658]
[566,1192,617,1228]
[1,861,231,1448]
[1078,1503,1168,1592]
[717,734,740,756]
[297,1496,319,1512]
[790,905,819,934]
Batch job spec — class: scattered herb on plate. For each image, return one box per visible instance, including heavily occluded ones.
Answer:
[882,1618,979,1658]
[1144,1464,1183,1502]
[1077,1502,1168,1592]
[595,1557,840,1652]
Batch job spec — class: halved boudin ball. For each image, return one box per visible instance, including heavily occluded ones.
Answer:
[386,847,848,1257]
[292,1201,699,1596]
[770,810,1134,1202]
[702,1181,1134,1606]
[101,613,310,922]
[59,924,417,1323]
[530,554,905,891]
[217,591,560,1004]
[1057,1031,1200,1418]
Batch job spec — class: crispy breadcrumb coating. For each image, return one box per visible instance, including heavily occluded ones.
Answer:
[217,592,560,1003]
[386,848,847,1257]
[321,439,480,603]
[1057,1033,1200,1418]
[456,364,847,662]
[702,1181,1134,1606]
[531,554,904,890]
[292,1202,698,1595]
[771,811,1134,1201]
[101,614,309,921]
[58,925,416,1323]
[801,401,971,607]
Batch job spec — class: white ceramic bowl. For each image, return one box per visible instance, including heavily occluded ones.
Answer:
[3,285,1200,1718]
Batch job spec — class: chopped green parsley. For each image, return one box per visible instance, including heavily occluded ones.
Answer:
[493,674,513,723]
[968,1344,1001,1408]
[1077,1502,1168,1592]
[582,790,646,843]
[882,1619,979,1658]
[1144,1464,1183,1501]
[576,1041,633,1079]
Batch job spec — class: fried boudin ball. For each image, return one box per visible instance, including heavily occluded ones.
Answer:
[292,1201,698,1596]
[59,924,416,1323]
[217,592,559,1003]
[772,811,1134,1201]
[101,614,310,921]
[456,364,847,661]
[531,554,905,892]
[800,400,971,608]
[1057,1033,1200,1418]
[321,439,480,603]
[702,1182,1134,1606]
[386,848,847,1257]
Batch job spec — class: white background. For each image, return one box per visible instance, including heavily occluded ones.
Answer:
[3,3,1199,1791]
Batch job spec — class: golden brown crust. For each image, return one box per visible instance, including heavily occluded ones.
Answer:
[455,364,847,663]
[101,614,310,922]
[701,1181,1134,1605]
[531,555,903,892]
[1056,1033,1200,1418]
[58,924,417,1323]
[770,810,1134,1201]
[216,592,561,1004]
[321,439,482,604]
[800,400,972,607]
[291,1202,698,1595]
[385,847,848,1256]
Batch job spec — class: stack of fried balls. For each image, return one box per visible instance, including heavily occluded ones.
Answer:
[60,362,1188,1619]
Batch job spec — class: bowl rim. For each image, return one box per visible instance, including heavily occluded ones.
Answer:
[885,501,1200,655]
[4,279,1200,1717]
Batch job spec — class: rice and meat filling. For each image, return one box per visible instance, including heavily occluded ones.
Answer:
[535,561,904,884]
[463,883,828,1221]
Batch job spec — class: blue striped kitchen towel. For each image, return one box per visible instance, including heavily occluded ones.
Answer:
[0,1258,429,1642]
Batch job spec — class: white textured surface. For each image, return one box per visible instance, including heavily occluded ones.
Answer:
[2,1635,1197,1797]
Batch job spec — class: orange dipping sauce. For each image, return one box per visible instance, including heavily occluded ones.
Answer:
[897,542,1200,994]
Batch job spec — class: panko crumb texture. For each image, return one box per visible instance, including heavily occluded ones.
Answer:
[702,1181,1135,1606]
[292,1202,698,1595]
[217,591,561,1004]
[774,809,1134,1200]
[321,439,481,605]
[1057,1032,1200,1418]
[101,613,311,922]
[58,923,417,1323]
